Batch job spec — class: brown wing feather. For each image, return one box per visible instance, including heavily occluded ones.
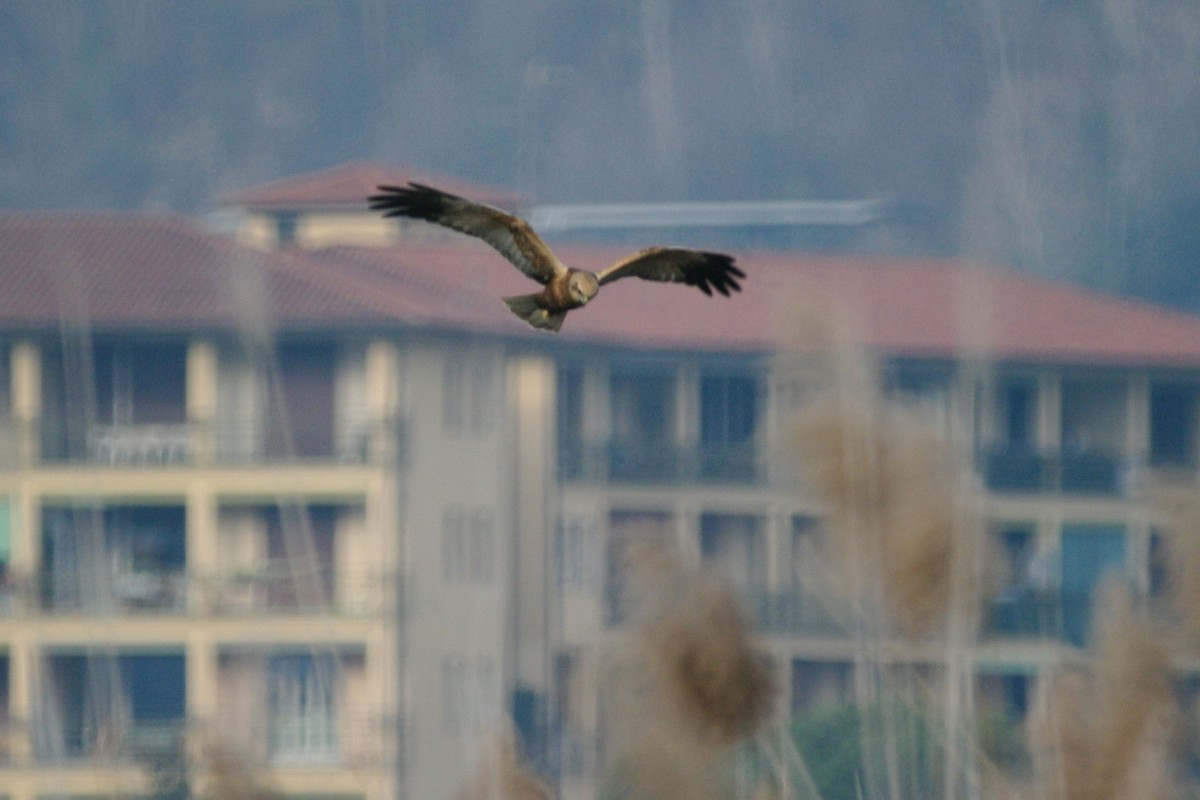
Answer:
[368,183,564,285]
[595,247,745,297]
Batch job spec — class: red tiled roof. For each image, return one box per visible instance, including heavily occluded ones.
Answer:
[220,161,522,211]
[311,244,1200,366]
[4,212,1200,366]
[0,213,402,330]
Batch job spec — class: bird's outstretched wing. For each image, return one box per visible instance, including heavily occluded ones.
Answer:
[595,247,745,297]
[368,183,565,285]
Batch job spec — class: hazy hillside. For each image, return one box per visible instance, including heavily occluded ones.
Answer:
[2,0,1198,308]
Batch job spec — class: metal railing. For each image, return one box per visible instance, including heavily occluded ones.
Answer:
[32,566,400,618]
[35,717,189,763]
[981,591,1062,639]
[30,416,406,467]
[979,447,1130,496]
[750,590,847,636]
[213,417,406,466]
[267,716,398,768]
[559,439,762,485]
[87,423,192,465]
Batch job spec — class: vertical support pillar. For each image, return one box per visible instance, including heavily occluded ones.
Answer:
[11,340,40,466]
[365,339,399,463]
[185,632,218,760]
[186,487,218,616]
[510,356,554,747]
[187,339,218,466]
[8,631,34,766]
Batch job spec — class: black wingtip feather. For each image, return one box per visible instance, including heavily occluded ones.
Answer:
[367,182,460,222]
[682,251,743,298]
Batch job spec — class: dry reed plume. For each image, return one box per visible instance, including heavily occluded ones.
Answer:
[779,296,986,637]
[198,746,283,800]
[793,394,985,637]
[605,542,776,800]
[1024,582,1176,800]
[451,731,551,800]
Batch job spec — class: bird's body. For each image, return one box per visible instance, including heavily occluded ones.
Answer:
[368,182,744,332]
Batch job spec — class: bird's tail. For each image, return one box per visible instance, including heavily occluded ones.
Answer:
[502,294,567,332]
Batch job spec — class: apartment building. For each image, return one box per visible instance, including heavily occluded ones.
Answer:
[0,163,1198,800]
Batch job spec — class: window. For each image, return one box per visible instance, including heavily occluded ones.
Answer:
[93,342,187,425]
[442,654,498,735]
[700,374,757,446]
[557,514,599,590]
[38,652,185,759]
[790,515,821,594]
[41,505,187,613]
[0,497,10,578]
[605,511,673,623]
[610,370,674,444]
[1149,383,1199,467]
[1061,524,1128,646]
[1061,379,1127,454]
[557,365,586,479]
[985,523,1047,637]
[442,505,495,585]
[557,364,584,447]
[268,342,337,459]
[791,659,852,712]
[265,504,337,609]
[0,341,10,420]
[699,373,759,481]
[999,378,1037,450]
[443,351,495,435]
[269,653,337,764]
[885,365,954,421]
[609,369,677,480]
[699,514,765,600]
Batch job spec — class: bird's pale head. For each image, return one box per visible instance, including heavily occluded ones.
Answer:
[568,272,600,305]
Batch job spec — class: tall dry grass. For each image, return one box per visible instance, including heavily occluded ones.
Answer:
[792,395,987,638]
[196,746,283,800]
[1023,582,1176,800]
[604,542,777,800]
[779,297,1194,800]
[452,731,552,800]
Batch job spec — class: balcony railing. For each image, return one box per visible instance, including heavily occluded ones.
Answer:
[30,417,407,467]
[750,590,847,636]
[34,566,397,618]
[213,417,405,465]
[979,448,1129,496]
[40,568,188,614]
[87,423,192,465]
[39,422,194,465]
[982,591,1062,639]
[266,716,398,768]
[559,439,762,485]
[38,716,188,762]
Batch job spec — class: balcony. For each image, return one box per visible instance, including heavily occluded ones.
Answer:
[982,591,1062,639]
[87,423,192,465]
[38,421,194,466]
[213,417,405,465]
[750,590,846,636]
[26,717,187,764]
[979,448,1128,496]
[40,568,188,615]
[559,439,762,485]
[203,566,397,617]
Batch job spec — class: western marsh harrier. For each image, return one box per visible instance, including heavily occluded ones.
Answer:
[368,183,744,332]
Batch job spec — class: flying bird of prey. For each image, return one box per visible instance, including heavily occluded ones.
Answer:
[368,183,744,332]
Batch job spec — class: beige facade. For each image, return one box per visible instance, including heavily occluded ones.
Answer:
[3,186,1200,800]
